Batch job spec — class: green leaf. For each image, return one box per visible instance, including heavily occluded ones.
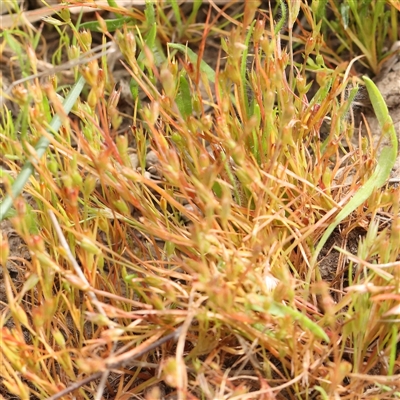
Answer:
[137,22,165,67]
[240,20,256,118]
[176,74,193,118]
[312,76,398,268]
[275,0,287,34]
[138,22,157,64]
[312,0,328,21]
[168,43,216,83]
[212,181,223,198]
[144,0,156,26]
[339,84,359,116]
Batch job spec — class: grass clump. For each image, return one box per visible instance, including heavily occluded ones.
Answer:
[1,1,400,399]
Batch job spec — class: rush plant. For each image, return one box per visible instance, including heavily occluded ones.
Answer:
[1,1,400,399]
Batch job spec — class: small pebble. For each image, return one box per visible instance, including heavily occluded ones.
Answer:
[146,150,159,167]
[128,151,139,169]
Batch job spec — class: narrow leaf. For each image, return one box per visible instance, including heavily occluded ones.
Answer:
[176,74,193,118]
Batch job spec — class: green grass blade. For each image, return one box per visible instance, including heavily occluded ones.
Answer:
[275,0,287,34]
[0,76,86,222]
[240,20,256,118]
[169,0,182,29]
[176,74,193,118]
[311,76,397,268]
[144,0,156,26]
